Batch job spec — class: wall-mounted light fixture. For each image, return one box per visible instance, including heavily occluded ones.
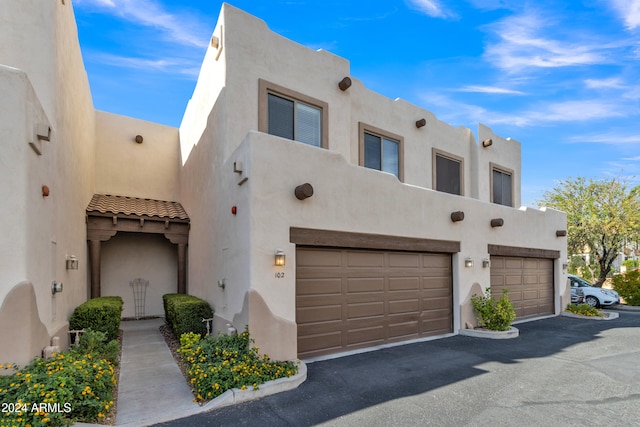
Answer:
[51,281,63,295]
[562,263,569,271]
[338,77,352,91]
[465,258,474,268]
[482,259,491,268]
[416,118,427,129]
[66,255,78,270]
[275,249,286,267]
[482,138,493,148]
[135,135,144,144]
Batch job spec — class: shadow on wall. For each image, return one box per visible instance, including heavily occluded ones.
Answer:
[0,282,68,368]
[461,282,484,329]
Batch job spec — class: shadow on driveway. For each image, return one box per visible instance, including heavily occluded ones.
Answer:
[153,312,640,427]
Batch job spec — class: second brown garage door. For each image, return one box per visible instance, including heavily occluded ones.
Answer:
[296,247,453,359]
[490,256,554,319]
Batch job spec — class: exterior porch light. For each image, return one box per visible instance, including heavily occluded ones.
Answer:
[482,259,491,268]
[275,249,286,267]
[464,258,474,268]
[66,255,78,270]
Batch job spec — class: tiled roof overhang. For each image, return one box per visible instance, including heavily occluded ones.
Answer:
[86,194,189,222]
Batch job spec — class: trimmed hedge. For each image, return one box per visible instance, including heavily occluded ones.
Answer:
[69,296,123,341]
[613,270,640,306]
[163,293,214,337]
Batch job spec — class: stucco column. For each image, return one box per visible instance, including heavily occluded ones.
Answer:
[88,240,101,298]
[177,243,187,294]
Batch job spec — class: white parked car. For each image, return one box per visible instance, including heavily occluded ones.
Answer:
[568,274,620,307]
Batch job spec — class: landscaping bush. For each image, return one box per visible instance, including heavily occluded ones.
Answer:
[71,329,119,365]
[178,328,298,403]
[163,294,214,337]
[69,296,123,341]
[0,350,116,426]
[471,288,516,331]
[565,303,603,317]
[612,270,640,306]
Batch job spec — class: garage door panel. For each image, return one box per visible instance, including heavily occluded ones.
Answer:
[297,249,342,267]
[490,256,554,320]
[297,247,453,358]
[297,305,342,324]
[297,278,342,296]
[347,301,384,319]
[298,332,342,354]
[388,253,420,268]
[388,299,420,314]
[347,277,384,293]
[346,252,384,267]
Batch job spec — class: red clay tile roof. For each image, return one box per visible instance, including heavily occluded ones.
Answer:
[86,194,189,221]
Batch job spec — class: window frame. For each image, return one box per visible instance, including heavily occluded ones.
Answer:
[358,122,404,181]
[490,163,514,207]
[432,148,464,196]
[258,79,328,149]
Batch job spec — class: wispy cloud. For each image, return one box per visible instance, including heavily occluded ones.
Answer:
[87,52,200,77]
[74,0,209,48]
[405,0,455,18]
[483,11,607,73]
[456,85,525,95]
[584,77,625,89]
[608,0,640,30]
[568,132,640,145]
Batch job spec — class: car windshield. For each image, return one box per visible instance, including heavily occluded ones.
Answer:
[573,276,593,287]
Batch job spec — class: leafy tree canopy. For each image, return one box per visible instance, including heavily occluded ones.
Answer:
[539,177,640,286]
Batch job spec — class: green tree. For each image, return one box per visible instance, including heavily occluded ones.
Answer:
[540,177,640,287]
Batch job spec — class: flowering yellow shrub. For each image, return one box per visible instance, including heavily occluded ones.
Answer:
[1,349,116,426]
[179,328,298,403]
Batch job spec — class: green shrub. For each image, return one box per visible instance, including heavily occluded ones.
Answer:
[622,259,639,271]
[565,303,603,317]
[179,328,298,403]
[70,329,119,365]
[612,270,640,306]
[0,351,116,426]
[69,296,123,341]
[471,288,516,331]
[163,294,213,337]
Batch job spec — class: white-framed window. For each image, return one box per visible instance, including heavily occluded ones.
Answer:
[492,165,513,207]
[358,123,403,180]
[433,149,463,196]
[259,79,328,148]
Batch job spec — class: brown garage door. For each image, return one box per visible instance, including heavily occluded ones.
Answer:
[490,256,554,319]
[296,247,452,359]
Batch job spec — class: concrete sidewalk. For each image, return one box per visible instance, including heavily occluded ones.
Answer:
[74,318,306,427]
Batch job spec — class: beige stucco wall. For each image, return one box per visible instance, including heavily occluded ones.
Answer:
[179,5,567,362]
[96,111,181,201]
[0,0,96,366]
[101,233,177,318]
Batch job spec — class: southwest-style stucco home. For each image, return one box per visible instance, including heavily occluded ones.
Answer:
[1,1,568,367]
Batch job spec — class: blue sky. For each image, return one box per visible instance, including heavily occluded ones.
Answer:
[73,0,640,207]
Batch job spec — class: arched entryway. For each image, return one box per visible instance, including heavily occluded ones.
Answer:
[86,194,190,299]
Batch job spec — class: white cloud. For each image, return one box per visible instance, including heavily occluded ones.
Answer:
[75,0,209,48]
[584,77,625,89]
[88,52,200,77]
[457,85,525,95]
[569,133,640,145]
[483,11,606,73]
[405,0,455,18]
[608,0,640,30]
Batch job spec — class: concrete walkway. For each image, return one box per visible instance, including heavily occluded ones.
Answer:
[114,318,199,426]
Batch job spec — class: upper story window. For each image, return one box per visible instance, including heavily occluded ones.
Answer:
[259,79,328,148]
[433,149,463,196]
[358,123,403,180]
[492,164,513,207]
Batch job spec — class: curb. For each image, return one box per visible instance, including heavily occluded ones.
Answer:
[73,361,307,427]
[561,311,619,321]
[610,304,640,312]
[459,326,519,339]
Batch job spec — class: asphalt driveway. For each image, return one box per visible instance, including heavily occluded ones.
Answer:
[154,311,640,426]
